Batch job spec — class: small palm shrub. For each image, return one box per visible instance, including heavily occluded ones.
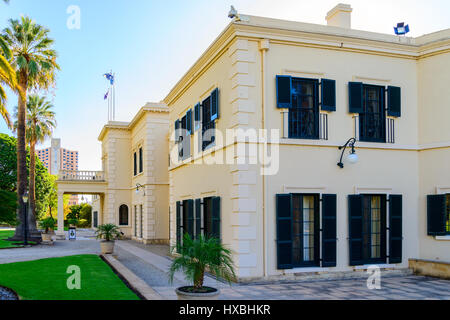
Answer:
[95,224,121,242]
[169,234,236,292]
[39,217,55,234]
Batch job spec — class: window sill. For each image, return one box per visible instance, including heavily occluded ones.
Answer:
[353,264,398,270]
[133,172,144,178]
[284,267,330,273]
[435,235,450,241]
[284,137,321,141]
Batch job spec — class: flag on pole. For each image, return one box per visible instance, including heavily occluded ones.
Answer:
[103,73,115,85]
[104,89,109,100]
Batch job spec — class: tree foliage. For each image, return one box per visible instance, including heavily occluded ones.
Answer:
[0,190,17,225]
[67,204,82,220]
[80,203,92,223]
[0,133,54,221]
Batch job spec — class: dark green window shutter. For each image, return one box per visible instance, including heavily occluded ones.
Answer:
[276,75,292,108]
[322,194,337,267]
[211,197,221,239]
[348,82,363,113]
[186,109,193,135]
[211,88,219,121]
[194,103,201,130]
[387,86,401,117]
[195,198,201,239]
[276,194,293,269]
[321,79,336,112]
[133,152,137,176]
[176,201,182,247]
[186,199,194,238]
[348,194,364,266]
[139,147,143,173]
[427,195,446,236]
[389,195,402,264]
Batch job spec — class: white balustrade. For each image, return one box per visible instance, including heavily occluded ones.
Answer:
[59,170,105,181]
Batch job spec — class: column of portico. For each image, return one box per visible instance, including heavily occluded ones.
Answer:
[56,191,65,240]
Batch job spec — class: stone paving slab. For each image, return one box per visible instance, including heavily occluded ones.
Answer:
[102,254,162,300]
[115,240,450,300]
[115,240,224,288]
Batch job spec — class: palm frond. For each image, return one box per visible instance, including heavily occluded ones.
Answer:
[0,35,11,59]
[0,85,12,128]
[0,54,16,87]
[2,16,59,91]
[169,234,236,289]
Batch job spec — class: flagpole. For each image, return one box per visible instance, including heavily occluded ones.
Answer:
[113,72,116,121]
[108,88,110,121]
[109,69,113,121]
[103,71,115,122]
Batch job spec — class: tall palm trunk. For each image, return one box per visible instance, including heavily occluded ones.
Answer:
[12,75,28,240]
[12,75,39,240]
[29,139,37,226]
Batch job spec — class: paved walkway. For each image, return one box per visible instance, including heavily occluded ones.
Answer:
[115,240,450,300]
[0,229,99,264]
[1,235,449,300]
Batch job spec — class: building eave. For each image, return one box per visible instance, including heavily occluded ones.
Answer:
[162,15,450,107]
[98,102,169,141]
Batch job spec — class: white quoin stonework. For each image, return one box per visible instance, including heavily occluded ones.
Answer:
[228,38,260,279]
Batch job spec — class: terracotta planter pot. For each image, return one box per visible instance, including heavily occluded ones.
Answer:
[100,241,115,254]
[175,287,220,300]
[41,233,53,242]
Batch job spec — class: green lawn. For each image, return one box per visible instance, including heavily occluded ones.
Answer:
[0,255,140,300]
[0,230,38,248]
[0,230,21,249]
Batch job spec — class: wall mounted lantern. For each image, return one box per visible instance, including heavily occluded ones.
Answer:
[337,138,358,169]
[136,183,146,196]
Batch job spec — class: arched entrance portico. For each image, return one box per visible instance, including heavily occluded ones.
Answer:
[56,171,107,240]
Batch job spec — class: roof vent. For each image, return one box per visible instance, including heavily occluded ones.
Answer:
[326,3,353,29]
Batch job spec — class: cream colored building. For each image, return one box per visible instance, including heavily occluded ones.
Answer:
[57,103,170,243]
[57,4,449,281]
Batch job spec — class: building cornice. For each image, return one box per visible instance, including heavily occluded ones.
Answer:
[98,102,169,141]
[163,15,449,107]
[164,23,237,106]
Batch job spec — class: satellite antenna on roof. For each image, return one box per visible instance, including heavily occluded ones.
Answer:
[394,22,410,36]
[227,5,249,22]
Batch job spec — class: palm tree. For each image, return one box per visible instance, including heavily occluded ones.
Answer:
[3,16,59,240]
[0,35,17,128]
[15,95,56,219]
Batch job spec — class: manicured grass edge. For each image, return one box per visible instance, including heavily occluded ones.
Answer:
[0,254,140,300]
[99,255,145,301]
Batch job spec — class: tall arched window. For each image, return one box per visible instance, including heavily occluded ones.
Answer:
[119,204,129,226]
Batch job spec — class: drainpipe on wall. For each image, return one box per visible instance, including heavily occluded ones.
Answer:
[259,39,270,278]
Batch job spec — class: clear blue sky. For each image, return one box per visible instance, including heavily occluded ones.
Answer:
[0,0,449,170]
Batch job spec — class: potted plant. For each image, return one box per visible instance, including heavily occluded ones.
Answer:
[169,234,236,300]
[95,224,121,254]
[39,217,55,242]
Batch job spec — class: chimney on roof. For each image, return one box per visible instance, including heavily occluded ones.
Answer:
[326,3,353,29]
